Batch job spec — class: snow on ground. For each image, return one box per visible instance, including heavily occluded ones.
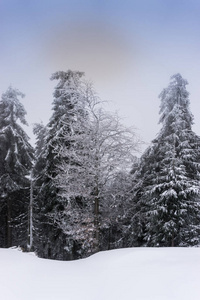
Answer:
[0,247,200,300]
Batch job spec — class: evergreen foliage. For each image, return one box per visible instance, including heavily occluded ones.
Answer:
[0,87,34,248]
[35,70,87,260]
[131,74,200,247]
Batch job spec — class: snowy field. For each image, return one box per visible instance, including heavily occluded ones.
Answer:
[1,247,200,300]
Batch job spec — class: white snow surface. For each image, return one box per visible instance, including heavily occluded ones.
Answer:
[1,247,200,300]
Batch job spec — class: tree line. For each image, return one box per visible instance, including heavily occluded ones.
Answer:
[0,71,200,260]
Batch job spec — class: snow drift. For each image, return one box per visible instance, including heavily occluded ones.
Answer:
[1,247,200,300]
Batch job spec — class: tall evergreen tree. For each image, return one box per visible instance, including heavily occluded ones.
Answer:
[131,74,200,247]
[0,87,34,248]
[35,70,86,260]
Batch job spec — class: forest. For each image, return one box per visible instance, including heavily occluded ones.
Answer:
[0,71,200,260]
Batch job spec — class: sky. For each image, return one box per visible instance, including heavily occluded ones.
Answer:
[1,0,200,150]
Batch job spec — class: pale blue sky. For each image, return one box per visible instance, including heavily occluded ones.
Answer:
[1,0,200,148]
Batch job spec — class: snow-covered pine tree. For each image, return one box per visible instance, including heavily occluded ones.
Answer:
[0,87,34,248]
[131,74,200,247]
[52,96,94,258]
[35,70,87,260]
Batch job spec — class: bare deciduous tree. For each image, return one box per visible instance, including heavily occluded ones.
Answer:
[54,82,140,256]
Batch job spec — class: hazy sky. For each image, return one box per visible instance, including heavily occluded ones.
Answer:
[1,0,200,149]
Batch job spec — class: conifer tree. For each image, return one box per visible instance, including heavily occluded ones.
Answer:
[35,70,86,260]
[0,87,34,248]
[132,74,200,247]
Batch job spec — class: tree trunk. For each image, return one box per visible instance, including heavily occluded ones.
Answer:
[171,232,174,247]
[108,227,111,250]
[94,193,99,252]
[28,170,33,251]
[7,198,12,248]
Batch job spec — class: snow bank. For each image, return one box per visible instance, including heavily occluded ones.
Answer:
[0,247,200,300]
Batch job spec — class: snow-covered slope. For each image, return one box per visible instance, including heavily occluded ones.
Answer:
[1,247,200,300]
